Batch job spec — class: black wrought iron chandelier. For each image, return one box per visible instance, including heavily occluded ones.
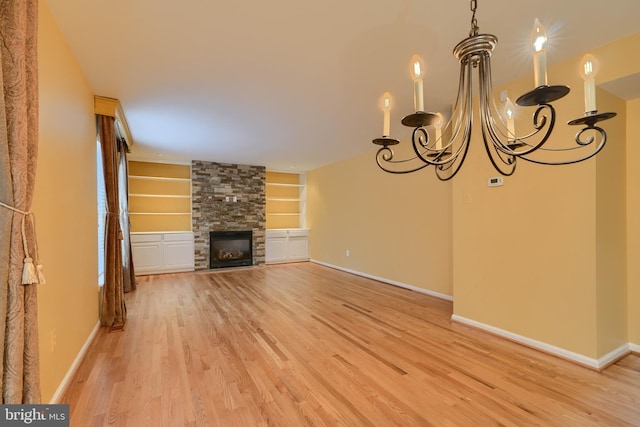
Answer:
[372,0,616,181]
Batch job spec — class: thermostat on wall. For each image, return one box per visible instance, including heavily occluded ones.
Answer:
[488,176,504,187]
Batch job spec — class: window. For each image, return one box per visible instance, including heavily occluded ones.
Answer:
[97,138,106,286]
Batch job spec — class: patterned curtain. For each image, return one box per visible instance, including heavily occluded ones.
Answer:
[98,115,126,327]
[0,0,41,403]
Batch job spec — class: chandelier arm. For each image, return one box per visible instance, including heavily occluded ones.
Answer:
[488,68,517,144]
[410,126,463,167]
[480,107,518,173]
[410,127,435,164]
[502,116,547,144]
[477,55,523,160]
[435,136,469,181]
[375,147,432,173]
[434,127,472,180]
[443,61,474,162]
[481,125,518,176]
[477,54,559,161]
[518,125,607,165]
[489,104,556,158]
[433,62,475,181]
[478,53,510,148]
[477,56,509,150]
[513,105,555,154]
[471,55,517,176]
[430,61,469,158]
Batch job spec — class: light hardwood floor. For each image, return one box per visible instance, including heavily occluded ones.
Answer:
[62,262,640,426]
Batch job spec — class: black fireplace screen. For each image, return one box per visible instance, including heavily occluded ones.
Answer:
[209,230,253,268]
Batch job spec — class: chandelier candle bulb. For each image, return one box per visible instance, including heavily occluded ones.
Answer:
[382,92,392,137]
[505,97,516,141]
[531,18,548,87]
[410,54,425,112]
[580,54,599,113]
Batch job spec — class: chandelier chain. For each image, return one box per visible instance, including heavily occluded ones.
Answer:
[469,0,479,36]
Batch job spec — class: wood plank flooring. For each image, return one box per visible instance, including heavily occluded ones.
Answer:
[62,262,640,426]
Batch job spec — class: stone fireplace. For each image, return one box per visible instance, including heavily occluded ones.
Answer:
[192,161,265,270]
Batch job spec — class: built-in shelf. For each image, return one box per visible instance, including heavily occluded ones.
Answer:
[265,171,306,229]
[130,212,191,216]
[130,194,191,199]
[129,175,191,182]
[266,182,304,188]
[128,161,192,233]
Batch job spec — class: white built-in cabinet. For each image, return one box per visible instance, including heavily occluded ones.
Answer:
[265,229,309,264]
[131,232,194,275]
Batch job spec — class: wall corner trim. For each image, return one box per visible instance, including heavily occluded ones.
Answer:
[49,321,101,404]
[630,343,640,354]
[310,259,453,302]
[451,314,632,370]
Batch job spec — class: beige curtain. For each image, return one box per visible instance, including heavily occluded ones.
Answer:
[0,0,41,403]
[98,115,126,327]
[118,138,136,292]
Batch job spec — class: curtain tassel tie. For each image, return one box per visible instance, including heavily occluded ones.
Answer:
[1,200,45,285]
[22,257,39,284]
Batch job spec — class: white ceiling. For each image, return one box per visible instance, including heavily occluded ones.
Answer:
[45,0,640,172]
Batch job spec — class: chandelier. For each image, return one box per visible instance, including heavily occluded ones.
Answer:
[372,0,616,181]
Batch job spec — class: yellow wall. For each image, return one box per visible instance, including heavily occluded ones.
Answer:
[451,101,599,356]
[628,98,640,346]
[595,90,627,356]
[307,148,453,297]
[35,0,99,402]
[453,38,631,359]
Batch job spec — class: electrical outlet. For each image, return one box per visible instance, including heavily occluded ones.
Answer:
[346,249,350,257]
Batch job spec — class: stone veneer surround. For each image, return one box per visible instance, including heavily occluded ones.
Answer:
[192,160,266,269]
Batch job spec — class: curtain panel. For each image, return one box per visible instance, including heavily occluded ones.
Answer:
[97,115,126,327]
[0,0,41,403]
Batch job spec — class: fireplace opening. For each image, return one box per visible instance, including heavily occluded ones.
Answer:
[210,230,253,268]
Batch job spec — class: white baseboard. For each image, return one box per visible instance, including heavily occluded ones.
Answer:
[597,343,633,369]
[630,343,640,353]
[452,314,632,370]
[49,321,101,404]
[310,259,453,302]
